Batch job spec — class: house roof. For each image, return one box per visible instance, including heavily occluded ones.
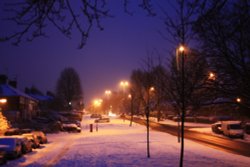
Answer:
[0,84,37,101]
[28,94,53,101]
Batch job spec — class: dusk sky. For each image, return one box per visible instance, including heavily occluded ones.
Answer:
[0,1,174,104]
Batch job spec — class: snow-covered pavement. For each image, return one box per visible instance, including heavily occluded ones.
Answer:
[3,115,250,167]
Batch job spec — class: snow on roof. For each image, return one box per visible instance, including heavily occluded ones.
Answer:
[221,120,242,124]
[28,94,53,101]
[0,84,36,101]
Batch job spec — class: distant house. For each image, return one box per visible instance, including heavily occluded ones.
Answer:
[28,93,54,111]
[0,75,38,122]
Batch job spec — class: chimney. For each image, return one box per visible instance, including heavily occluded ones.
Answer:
[0,75,8,84]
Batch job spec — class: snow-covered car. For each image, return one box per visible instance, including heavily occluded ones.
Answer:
[4,128,33,136]
[211,122,222,134]
[62,124,81,133]
[62,120,81,128]
[22,133,40,149]
[90,114,102,118]
[95,117,110,123]
[221,121,244,138]
[13,136,33,154]
[32,131,48,144]
[4,128,22,136]
[0,137,22,159]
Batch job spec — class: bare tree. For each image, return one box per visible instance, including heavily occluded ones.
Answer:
[192,0,250,116]
[56,67,83,110]
[0,0,155,48]
[150,63,168,122]
[129,70,145,126]
[129,55,159,158]
[160,0,200,166]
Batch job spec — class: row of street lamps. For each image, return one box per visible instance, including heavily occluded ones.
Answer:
[91,80,130,114]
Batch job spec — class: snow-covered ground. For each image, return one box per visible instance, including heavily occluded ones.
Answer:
[147,116,250,142]
[3,115,250,167]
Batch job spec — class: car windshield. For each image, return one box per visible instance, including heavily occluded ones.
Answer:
[229,124,242,129]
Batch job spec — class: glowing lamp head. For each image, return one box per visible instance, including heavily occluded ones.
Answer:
[236,98,241,103]
[149,87,155,92]
[208,72,216,80]
[179,46,185,53]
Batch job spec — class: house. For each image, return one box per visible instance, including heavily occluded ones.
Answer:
[28,93,54,111]
[0,75,38,122]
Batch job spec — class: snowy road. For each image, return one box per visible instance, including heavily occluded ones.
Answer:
[131,117,250,157]
[3,115,250,167]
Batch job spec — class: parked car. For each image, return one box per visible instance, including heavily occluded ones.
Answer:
[95,116,110,123]
[4,128,33,136]
[62,120,81,128]
[4,128,22,136]
[22,133,40,149]
[13,136,33,154]
[221,121,244,138]
[211,122,222,134]
[0,150,6,165]
[0,137,22,159]
[62,124,81,133]
[90,113,102,119]
[32,131,48,144]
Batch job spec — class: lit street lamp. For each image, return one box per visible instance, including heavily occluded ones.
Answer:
[236,97,241,103]
[105,90,111,97]
[93,98,102,113]
[176,44,187,167]
[104,90,112,115]
[208,72,216,80]
[149,86,155,92]
[120,80,129,92]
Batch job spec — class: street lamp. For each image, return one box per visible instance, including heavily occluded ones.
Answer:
[105,90,111,97]
[128,94,133,126]
[149,86,155,92]
[104,90,112,115]
[176,44,187,167]
[236,97,241,103]
[93,98,102,113]
[208,72,216,80]
[120,80,129,92]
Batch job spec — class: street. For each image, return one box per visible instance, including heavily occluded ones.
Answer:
[132,117,250,157]
[2,115,250,167]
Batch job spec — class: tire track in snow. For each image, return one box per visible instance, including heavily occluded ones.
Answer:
[44,143,72,167]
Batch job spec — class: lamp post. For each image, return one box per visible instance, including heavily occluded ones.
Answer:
[207,72,216,116]
[105,90,112,115]
[119,80,129,114]
[176,45,186,167]
[128,94,134,126]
